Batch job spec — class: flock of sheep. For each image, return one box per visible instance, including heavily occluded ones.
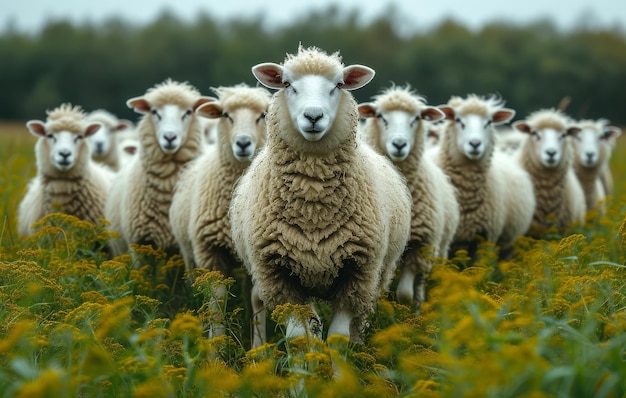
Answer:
[16,45,622,348]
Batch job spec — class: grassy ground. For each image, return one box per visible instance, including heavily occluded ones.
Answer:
[1,120,626,397]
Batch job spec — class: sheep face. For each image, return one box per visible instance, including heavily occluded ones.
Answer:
[514,122,580,169]
[197,101,267,162]
[358,104,444,161]
[575,126,605,168]
[253,62,374,143]
[86,120,129,157]
[440,102,515,162]
[27,120,101,172]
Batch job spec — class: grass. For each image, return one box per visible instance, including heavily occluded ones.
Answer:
[1,119,626,397]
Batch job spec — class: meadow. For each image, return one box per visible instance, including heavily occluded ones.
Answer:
[1,119,626,397]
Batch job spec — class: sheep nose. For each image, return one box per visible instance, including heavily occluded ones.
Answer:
[469,140,481,149]
[585,152,595,162]
[546,149,557,158]
[304,110,323,124]
[236,137,252,150]
[59,150,71,159]
[96,142,104,152]
[164,133,177,143]
[392,138,407,150]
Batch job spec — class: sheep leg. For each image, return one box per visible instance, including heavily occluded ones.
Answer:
[396,262,416,307]
[327,308,353,339]
[251,283,267,348]
[396,247,432,314]
[286,304,321,340]
[208,284,227,339]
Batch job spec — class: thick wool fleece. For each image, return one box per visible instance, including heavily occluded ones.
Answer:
[231,89,411,334]
[170,85,270,276]
[18,104,113,237]
[105,81,205,254]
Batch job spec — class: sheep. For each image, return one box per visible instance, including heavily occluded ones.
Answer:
[17,103,114,237]
[104,79,215,257]
[571,119,621,214]
[429,94,536,259]
[86,109,134,171]
[169,84,270,278]
[495,125,528,155]
[230,45,412,348]
[512,108,585,234]
[357,85,459,313]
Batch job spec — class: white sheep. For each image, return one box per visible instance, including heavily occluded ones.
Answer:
[18,103,114,237]
[86,109,134,171]
[571,119,621,213]
[512,108,586,234]
[104,79,215,256]
[169,84,270,278]
[429,94,536,258]
[230,45,412,347]
[357,84,459,313]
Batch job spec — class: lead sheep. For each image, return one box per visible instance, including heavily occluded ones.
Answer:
[512,108,585,234]
[571,119,621,214]
[104,79,214,257]
[170,84,270,278]
[358,85,459,313]
[230,45,412,347]
[429,94,536,259]
[18,103,114,237]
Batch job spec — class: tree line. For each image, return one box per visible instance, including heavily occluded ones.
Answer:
[1,5,625,125]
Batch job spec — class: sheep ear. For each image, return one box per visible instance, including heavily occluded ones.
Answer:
[123,144,138,155]
[421,107,445,121]
[26,120,47,137]
[115,119,134,132]
[492,108,516,125]
[357,103,377,118]
[126,97,151,114]
[513,121,532,134]
[252,63,285,89]
[342,65,375,90]
[85,122,103,138]
[566,126,581,137]
[438,106,455,120]
[193,96,217,111]
[196,102,224,119]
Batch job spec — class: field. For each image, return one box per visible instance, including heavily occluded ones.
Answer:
[1,120,626,397]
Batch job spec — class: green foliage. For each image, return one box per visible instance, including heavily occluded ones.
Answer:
[1,6,625,124]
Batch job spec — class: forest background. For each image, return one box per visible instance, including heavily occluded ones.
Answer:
[0,4,625,126]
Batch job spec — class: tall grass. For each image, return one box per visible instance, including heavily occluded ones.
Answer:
[1,120,626,397]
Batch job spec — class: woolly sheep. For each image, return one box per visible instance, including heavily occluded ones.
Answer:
[18,103,114,237]
[512,108,585,234]
[230,45,412,347]
[169,84,270,279]
[86,109,134,171]
[429,94,536,258]
[571,119,621,213]
[357,85,459,313]
[104,79,215,256]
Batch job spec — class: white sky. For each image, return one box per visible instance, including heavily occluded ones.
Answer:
[3,0,626,34]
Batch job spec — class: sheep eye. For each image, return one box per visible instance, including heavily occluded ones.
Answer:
[336,82,344,89]
[602,130,612,139]
[376,113,388,127]
[531,131,540,140]
[46,134,54,139]
[182,109,192,120]
[223,112,233,123]
[74,135,83,143]
[151,109,161,120]
[485,120,492,128]
[256,112,266,124]
[455,118,465,128]
[410,115,421,127]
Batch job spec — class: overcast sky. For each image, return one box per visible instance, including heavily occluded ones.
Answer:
[3,0,626,34]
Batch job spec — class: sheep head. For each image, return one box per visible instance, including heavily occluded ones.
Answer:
[196,85,270,162]
[573,119,621,168]
[252,46,374,147]
[358,85,444,161]
[439,95,515,162]
[513,109,580,169]
[126,79,215,155]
